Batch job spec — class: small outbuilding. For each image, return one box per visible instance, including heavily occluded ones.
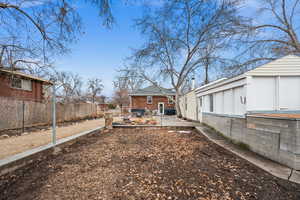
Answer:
[195,55,300,121]
[179,55,300,170]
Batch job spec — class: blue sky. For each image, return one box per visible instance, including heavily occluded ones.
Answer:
[54,0,259,97]
[55,1,146,96]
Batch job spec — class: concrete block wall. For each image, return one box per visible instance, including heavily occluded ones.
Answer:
[202,113,300,170]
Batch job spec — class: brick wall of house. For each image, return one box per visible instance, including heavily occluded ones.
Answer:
[0,74,45,102]
[131,96,175,111]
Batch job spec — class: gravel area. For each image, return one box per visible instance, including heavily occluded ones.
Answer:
[1,127,300,200]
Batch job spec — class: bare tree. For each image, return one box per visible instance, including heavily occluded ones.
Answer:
[112,88,130,108]
[99,95,107,103]
[114,65,145,92]
[0,1,83,72]
[130,0,245,117]
[50,71,83,102]
[230,0,300,72]
[0,0,118,75]
[87,78,104,103]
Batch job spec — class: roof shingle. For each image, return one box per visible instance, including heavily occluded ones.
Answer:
[130,85,175,96]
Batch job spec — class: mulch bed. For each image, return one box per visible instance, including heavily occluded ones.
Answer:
[1,127,300,200]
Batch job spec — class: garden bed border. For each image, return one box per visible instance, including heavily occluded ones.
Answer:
[0,126,104,176]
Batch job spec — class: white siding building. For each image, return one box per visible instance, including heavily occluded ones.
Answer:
[179,90,198,121]
[179,55,300,170]
[195,55,300,121]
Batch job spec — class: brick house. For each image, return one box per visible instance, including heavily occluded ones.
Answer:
[0,68,53,102]
[129,85,176,115]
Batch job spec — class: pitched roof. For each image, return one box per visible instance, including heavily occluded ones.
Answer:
[246,54,300,76]
[130,85,175,96]
[0,68,53,84]
[195,54,300,93]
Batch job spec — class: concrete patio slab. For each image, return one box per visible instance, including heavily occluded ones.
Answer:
[154,116,200,126]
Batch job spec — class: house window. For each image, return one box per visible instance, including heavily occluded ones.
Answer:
[11,78,32,91]
[22,79,32,91]
[168,96,174,104]
[147,96,153,104]
[199,97,202,107]
[11,78,22,89]
[209,94,214,112]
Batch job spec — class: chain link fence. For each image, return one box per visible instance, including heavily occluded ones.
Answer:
[0,92,104,160]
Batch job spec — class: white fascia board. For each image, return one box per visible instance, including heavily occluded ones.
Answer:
[195,74,247,96]
[194,78,227,92]
[245,71,300,76]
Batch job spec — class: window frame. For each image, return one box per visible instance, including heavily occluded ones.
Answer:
[21,79,32,91]
[11,77,22,89]
[11,77,32,91]
[209,94,214,112]
[147,96,153,104]
[199,97,203,107]
[168,96,175,104]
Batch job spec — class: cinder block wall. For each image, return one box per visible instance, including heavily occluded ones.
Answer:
[202,113,300,170]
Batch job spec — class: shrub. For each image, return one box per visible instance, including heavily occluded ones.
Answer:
[108,104,116,109]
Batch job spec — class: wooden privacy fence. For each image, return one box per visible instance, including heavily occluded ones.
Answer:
[0,96,102,131]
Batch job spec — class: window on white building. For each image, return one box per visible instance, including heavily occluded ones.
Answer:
[209,94,214,112]
[147,96,153,104]
[199,97,202,107]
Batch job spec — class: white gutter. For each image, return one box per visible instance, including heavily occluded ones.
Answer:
[195,74,246,94]
[194,78,227,93]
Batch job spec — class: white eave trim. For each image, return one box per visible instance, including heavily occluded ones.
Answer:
[195,74,246,94]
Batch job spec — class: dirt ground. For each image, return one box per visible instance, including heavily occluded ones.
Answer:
[1,128,300,200]
[0,118,105,159]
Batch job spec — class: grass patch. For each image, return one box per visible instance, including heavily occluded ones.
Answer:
[235,141,250,151]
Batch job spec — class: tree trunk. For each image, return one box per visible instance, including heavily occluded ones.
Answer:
[204,57,209,84]
[175,91,182,118]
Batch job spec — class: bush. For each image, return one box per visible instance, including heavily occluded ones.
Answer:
[108,104,116,109]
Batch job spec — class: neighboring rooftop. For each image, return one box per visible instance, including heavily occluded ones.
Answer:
[129,85,175,96]
[0,68,53,84]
